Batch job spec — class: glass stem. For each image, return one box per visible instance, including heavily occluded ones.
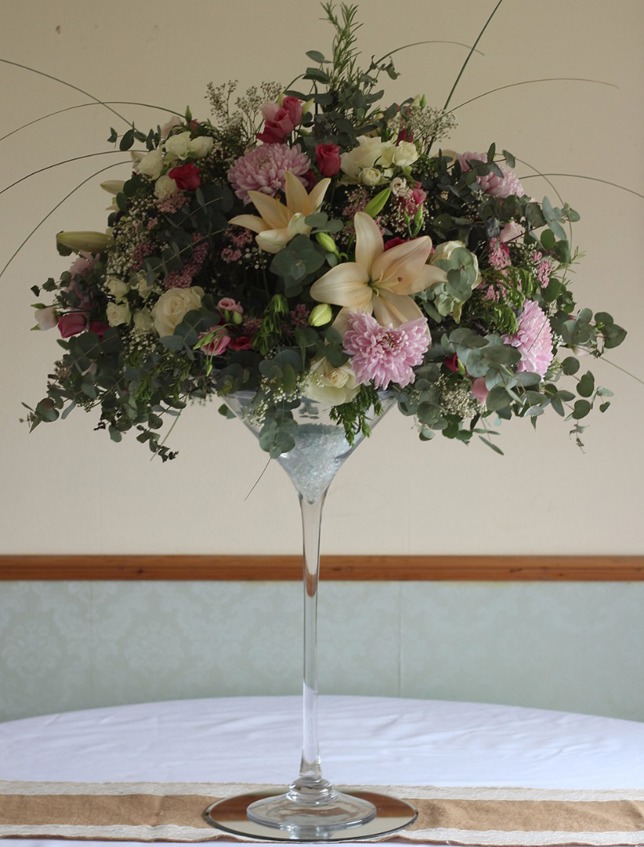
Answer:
[289,490,336,802]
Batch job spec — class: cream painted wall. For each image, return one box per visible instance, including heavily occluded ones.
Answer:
[0,1,643,722]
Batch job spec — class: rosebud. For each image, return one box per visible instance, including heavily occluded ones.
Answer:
[57,230,112,255]
[316,232,338,254]
[308,303,333,327]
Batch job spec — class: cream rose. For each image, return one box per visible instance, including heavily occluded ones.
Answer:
[360,167,384,187]
[151,286,204,337]
[391,141,419,168]
[133,309,154,334]
[304,358,359,405]
[105,275,129,302]
[106,302,131,327]
[164,131,191,160]
[340,136,393,181]
[154,174,178,200]
[188,136,214,158]
[136,149,164,180]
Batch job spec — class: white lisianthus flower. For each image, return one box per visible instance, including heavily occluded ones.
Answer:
[34,306,57,330]
[154,174,178,200]
[105,275,129,302]
[106,302,131,327]
[136,148,164,180]
[188,136,214,158]
[133,309,154,334]
[164,131,191,160]
[340,136,394,181]
[304,358,359,405]
[151,286,204,337]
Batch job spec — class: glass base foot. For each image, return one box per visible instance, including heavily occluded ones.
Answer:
[204,789,417,842]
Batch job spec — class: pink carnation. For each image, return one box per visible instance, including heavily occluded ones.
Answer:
[227,143,310,205]
[343,312,430,389]
[459,152,525,199]
[504,300,553,376]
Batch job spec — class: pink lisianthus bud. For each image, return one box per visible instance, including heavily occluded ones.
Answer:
[499,221,523,243]
[57,312,87,338]
[471,377,490,404]
[169,163,201,191]
[315,143,342,177]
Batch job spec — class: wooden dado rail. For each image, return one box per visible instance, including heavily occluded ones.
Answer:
[0,555,643,581]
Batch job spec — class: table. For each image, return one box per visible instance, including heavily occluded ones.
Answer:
[1,695,643,845]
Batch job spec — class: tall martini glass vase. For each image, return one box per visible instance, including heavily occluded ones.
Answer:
[204,392,417,841]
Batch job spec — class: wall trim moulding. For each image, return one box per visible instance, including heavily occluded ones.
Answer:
[0,555,643,581]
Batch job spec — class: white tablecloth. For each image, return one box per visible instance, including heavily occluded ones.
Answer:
[1,695,643,845]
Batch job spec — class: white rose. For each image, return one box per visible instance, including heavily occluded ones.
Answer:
[188,136,214,158]
[340,136,393,180]
[151,286,204,337]
[154,174,178,200]
[391,141,419,168]
[133,309,154,334]
[304,358,359,405]
[105,275,129,301]
[136,148,164,180]
[164,131,191,160]
[106,302,131,327]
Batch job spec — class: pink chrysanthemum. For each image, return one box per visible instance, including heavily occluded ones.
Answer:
[459,152,525,199]
[227,144,310,205]
[343,312,430,389]
[504,300,554,376]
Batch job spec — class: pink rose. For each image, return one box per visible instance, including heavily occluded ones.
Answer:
[57,313,87,338]
[315,143,342,177]
[169,163,201,191]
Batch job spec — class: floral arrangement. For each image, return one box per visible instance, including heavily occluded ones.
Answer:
[27,2,626,460]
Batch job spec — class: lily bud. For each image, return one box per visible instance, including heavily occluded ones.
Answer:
[363,187,391,218]
[308,303,333,327]
[100,180,125,195]
[56,231,112,255]
[316,232,338,254]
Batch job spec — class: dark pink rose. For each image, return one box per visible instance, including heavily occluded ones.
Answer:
[443,354,459,373]
[256,97,303,144]
[315,143,342,177]
[169,163,201,191]
[57,313,87,338]
[228,335,254,351]
[88,321,109,338]
[383,237,406,252]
